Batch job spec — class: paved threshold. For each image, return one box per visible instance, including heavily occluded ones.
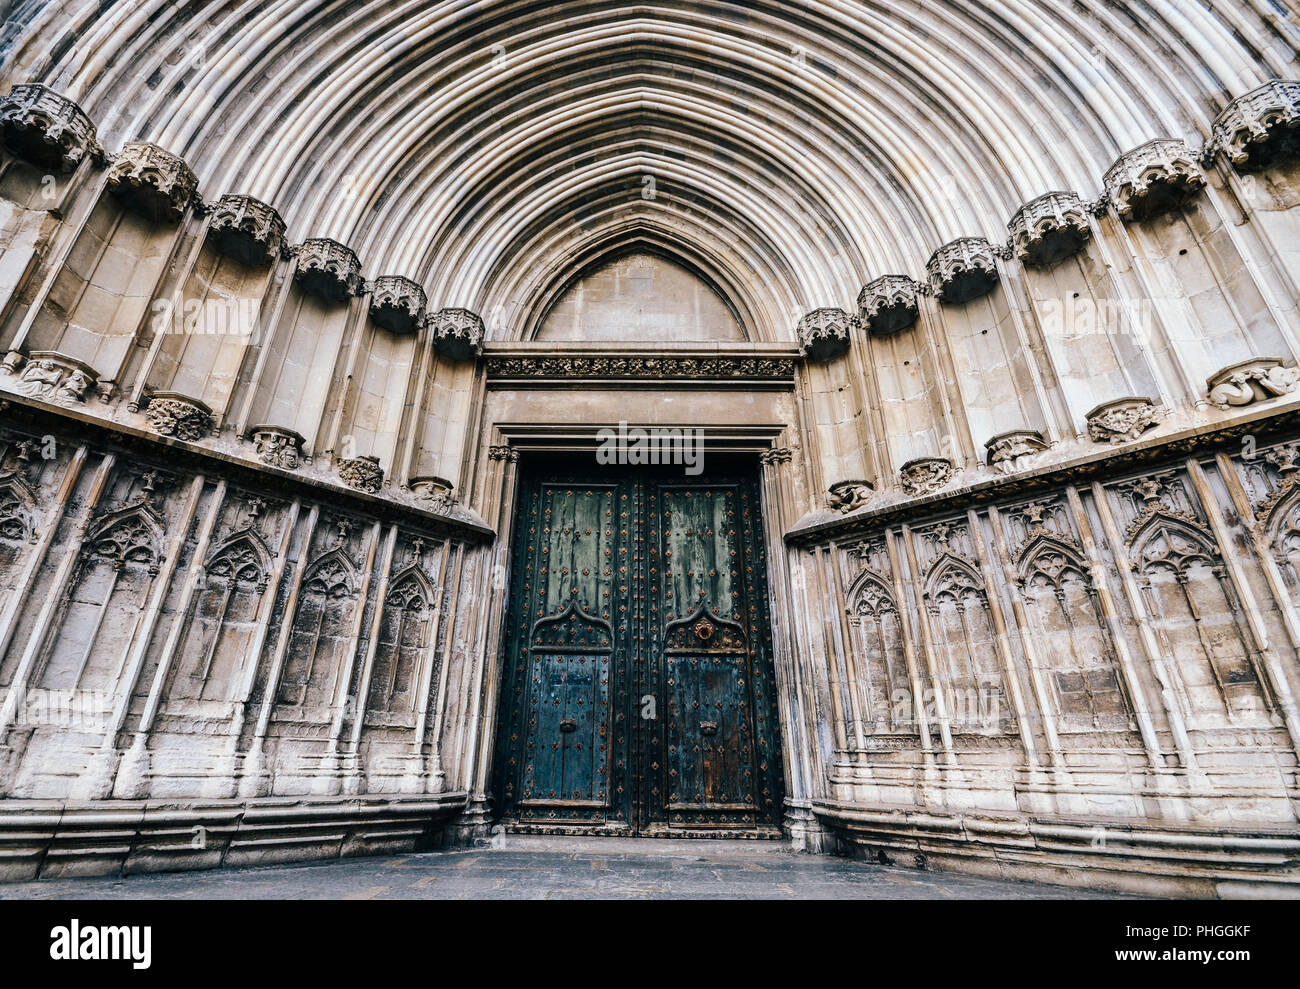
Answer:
[0,835,1132,900]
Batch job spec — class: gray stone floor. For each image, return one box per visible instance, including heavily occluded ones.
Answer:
[0,836,1128,899]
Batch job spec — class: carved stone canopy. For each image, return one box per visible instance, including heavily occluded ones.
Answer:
[798,308,851,362]
[1009,192,1093,268]
[295,238,363,302]
[1210,79,1300,173]
[429,308,485,361]
[106,142,199,222]
[369,276,426,334]
[857,276,920,335]
[1085,396,1161,445]
[985,429,1049,474]
[0,84,98,172]
[337,454,384,493]
[827,479,874,513]
[248,424,307,470]
[1104,139,1206,222]
[143,392,214,442]
[1206,357,1300,410]
[207,194,286,266]
[927,238,999,304]
[899,457,955,497]
[14,351,99,404]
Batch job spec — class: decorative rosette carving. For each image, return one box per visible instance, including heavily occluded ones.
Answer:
[827,479,874,513]
[1009,192,1093,268]
[0,84,98,172]
[429,307,485,360]
[1210,79,1300,172]
[14,351,98,403]
[337,455,383,493]
[1103,140,1206,222]
[926,238,999,304]
[409,475,459,513]
[248,424,306,470]
[797,308,851,362]
[144,392,213,441]
[295,238,363,302]
[1085,397,1161,445]
[106,142,198,222]
[899,457,955,497]
[207,194,286,265]
[369,276,426,334]
[985,429,1048,474]
[1206,357,1300,410]
[857,276,920,335]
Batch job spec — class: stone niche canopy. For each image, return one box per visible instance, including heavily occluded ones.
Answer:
[295,238,363,302]
[0,84,98,172]
[106,142,199,223]
[858,276,920,335]
[798,308,852,361]
[1211,79,1300,172]
[207,194,286,266]
[927,238,1000,304]
[1104,139,1206,222]
[1009,192,1093,268]
[429,308,485,361]
[369,276,426,334]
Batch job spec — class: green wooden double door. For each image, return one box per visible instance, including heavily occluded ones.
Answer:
[494,462,785,836]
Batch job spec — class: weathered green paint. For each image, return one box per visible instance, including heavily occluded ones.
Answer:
[495,463,784,834]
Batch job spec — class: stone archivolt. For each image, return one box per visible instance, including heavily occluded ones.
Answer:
[106,142,199,222]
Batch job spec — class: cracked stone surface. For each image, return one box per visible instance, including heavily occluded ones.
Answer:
[0,837,1133,900]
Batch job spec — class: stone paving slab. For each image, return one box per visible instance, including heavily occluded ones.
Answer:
[0,836,1134,899]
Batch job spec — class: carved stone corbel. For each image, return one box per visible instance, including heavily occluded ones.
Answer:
[1009,192,1093,268]
[857,276,920,335]
[1209,79,1300,173]
[106,142,199,222]
[985,429,1049,474]
[429,308,485,360]
[1104,140,1206,222]
[409,475,458,513]
[207,194,286,265]
[1085,397,1161,445]
[0,84,98,172]
[827,479,874,513]
[926,238,999,304]
[14,351,98,404]
[1206,357,1300,410]
[899,457,955,497]
[248,424,307,470]
[369,276,426,334]
[295,238,363,302]
[337,455,384,493]
[143,392,214,441]
[797,308,851,361]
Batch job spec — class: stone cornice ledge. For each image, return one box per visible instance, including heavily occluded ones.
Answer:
[785,400,1300,546]
[482,342,801,383]
[0,392,495,544]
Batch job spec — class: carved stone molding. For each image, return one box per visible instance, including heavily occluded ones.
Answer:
[1207,357,1300,410]
[760,447,793,467]
[337,455,383,493]
[144,392,213,441]
[926,238,999,304]
[483,355,797,381]
[1009,192,1093,268]
[487,445,520,463]
[827,479,874,513]
[106,142,198,222]
[1104,140,1206,222]
[985,429,1049,474]
[369,276,426,334]
[14,351,98,404]
[409,475,458,512]
[857,276,920,335]
[900,457,955,497]
[429,308,485,360]
[0,84,98,172]
[248,424,306,470]
[798,308,851,361]
[207,194,286,266]
[1085,397,1161,445]
[1210,79,1300,172]
[295,238,363,302]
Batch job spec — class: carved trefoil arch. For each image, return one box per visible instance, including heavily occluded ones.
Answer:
[844,559,913,737]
